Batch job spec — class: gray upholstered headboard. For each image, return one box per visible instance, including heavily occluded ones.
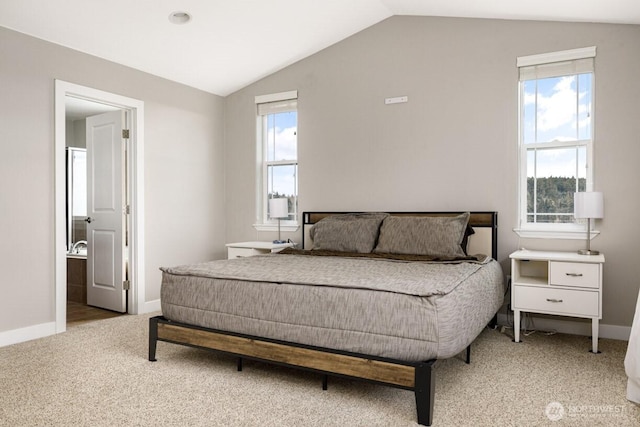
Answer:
[301,211,498,259]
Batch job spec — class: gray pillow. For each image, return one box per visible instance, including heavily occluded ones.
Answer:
[310,213,389,253]
[373,213,470,257]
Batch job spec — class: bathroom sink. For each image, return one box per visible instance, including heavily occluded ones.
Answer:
[69,240,88,256]
[68,244,87,257]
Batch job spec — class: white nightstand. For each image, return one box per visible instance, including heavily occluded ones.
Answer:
[226,241,294,260]
[510,250,605,353]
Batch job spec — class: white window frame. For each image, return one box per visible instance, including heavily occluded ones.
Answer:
[514,47,597,239]
[253,90,299,232]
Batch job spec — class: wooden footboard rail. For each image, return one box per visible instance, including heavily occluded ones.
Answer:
[149,315,436,426]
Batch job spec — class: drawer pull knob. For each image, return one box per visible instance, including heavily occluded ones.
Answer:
[546,298,563,303]
[565,273,583,277]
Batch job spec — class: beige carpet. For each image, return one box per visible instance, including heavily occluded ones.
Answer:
[0,313,638,426]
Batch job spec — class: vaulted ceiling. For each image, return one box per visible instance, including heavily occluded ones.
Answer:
[1,0,638,96]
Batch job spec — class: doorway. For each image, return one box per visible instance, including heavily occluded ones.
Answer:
[65,102,125,323]
[54,80,146,333]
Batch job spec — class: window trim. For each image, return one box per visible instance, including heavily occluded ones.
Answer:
[516,46,596,68]
[514,47,597,239]
[253,90,299,232]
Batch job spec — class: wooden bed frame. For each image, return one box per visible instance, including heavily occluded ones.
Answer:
[149,211,499,426]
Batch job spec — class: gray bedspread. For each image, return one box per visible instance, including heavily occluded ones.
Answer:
[161,253,504,362]
[161,253,488,297]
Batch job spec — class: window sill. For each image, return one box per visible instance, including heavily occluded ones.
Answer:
[513,227,600,240]
[253,223,300,232]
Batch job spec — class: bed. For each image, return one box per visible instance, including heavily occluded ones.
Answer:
[149,211,504,426]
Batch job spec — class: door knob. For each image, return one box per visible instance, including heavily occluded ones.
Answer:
[84,217,93,223]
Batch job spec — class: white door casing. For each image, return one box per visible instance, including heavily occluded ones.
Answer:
[86,111,127,312]
[55,80,146,335]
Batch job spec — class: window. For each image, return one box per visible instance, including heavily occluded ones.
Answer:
[516,47,596,237]
[255,91,298,229]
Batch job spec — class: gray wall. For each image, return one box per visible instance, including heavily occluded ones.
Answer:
[0,27,226,333]
[224,16,640,328]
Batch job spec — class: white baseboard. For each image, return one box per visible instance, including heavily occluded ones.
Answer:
[0,321,57,348]
[1,299,162,348]
[497,313,631,341]
[3,307,626,349]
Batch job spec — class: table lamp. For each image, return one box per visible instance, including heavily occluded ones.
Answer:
[269,198,288,244]
[574,191,604,255]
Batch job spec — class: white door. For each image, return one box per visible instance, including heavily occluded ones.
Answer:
[86,110,127,312]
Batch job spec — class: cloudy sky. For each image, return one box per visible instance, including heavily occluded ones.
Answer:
[523,74,592,179]
[266,111,298,199]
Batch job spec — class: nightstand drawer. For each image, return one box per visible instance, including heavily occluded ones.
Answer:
[549,261,599,289]
[513,286,599,317]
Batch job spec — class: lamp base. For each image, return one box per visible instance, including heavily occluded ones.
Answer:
[578,249,600,256]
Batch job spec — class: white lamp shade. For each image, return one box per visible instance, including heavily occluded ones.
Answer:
[269,198,289,219]
[574,192,604,219]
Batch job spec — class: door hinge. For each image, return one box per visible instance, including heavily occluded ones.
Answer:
[123,280,131,291]
[124,205,130,215]
[122,129,130,139]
